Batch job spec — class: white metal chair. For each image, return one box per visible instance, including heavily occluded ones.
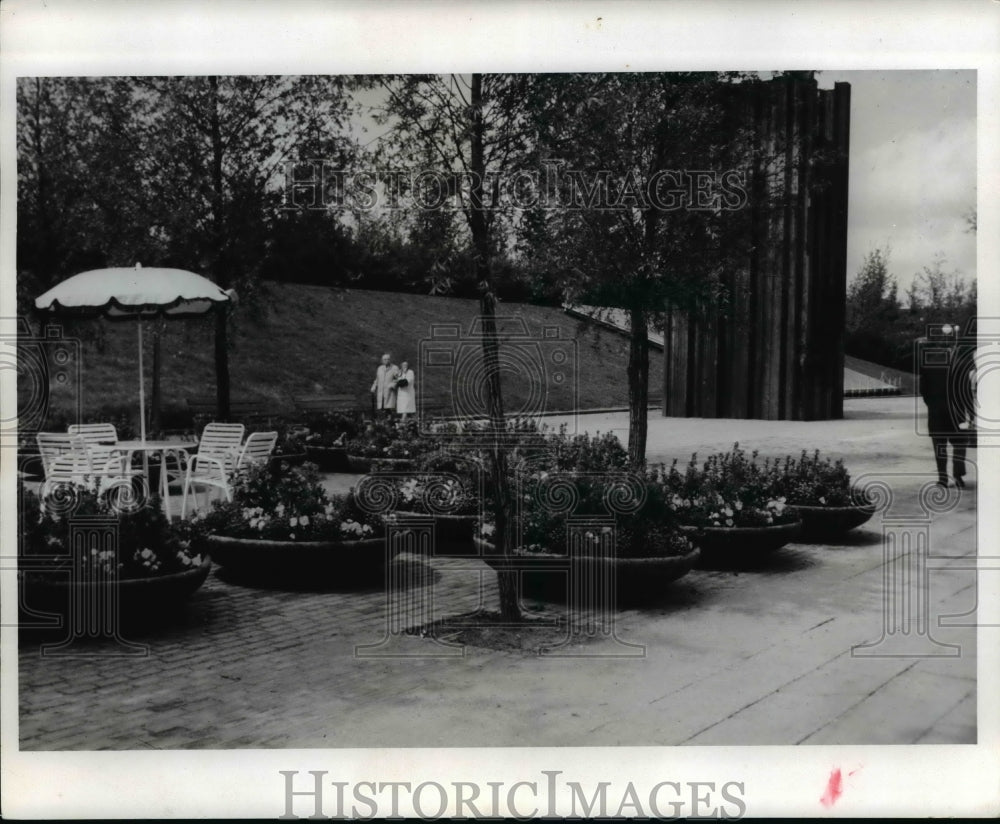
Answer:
[179,423,252,516]
[67,422,123,467]
[36,432,134,503]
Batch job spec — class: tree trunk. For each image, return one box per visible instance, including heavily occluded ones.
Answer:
[627,305,650,468]
[32,79,56,284]
[470,73,520,621]
[208,76,232,422]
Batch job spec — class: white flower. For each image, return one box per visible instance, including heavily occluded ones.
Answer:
[734,500,743,511]
[299,515,310,527]
[290,516,298,527]
[723,506,733,517]
[275,503,286,516]
[819,496,827,505]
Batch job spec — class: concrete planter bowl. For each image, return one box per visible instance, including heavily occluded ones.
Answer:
[205,534,389,588]
[20,557,212,623]
[390,512,480,556]
[303,445,348,472]
[346,455,416,474]
[474,537,701,605]
[789,503,877,540]
[682,519,802,568]
[272,449,308,468]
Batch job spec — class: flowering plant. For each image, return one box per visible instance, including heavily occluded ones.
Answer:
[388,474,480,517]
[302,410,361,447]
[19,481,204,581]
[771,450,868,507]
[200,462,382,541]
[651,444,799,528]
[484,430,694,559]
[346,417,432,460]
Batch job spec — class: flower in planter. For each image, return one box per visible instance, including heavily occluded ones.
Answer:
[200,462,384,541]
[346,417,438,461]
[651,445,800,528]
[503,431,693,559]
[388,474,480,517]
[772,450,869,507]
[301,411,364,447]
[19,481,203,581]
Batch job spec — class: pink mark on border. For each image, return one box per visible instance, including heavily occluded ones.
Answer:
[820,768,844,807]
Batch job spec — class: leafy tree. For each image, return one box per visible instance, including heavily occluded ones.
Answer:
[369,73,536,620]
[521,72,755,466]
[845,248,901,366]
[17,75,359,423]
[847,248,976,373]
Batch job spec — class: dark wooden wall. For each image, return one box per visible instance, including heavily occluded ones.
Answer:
[663,78,851,421]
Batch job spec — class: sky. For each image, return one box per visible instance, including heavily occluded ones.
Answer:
[817,70,976,293]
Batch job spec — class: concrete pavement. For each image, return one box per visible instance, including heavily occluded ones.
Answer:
[18,396,978,748]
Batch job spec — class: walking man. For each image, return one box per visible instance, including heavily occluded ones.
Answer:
[371,353,400,417]
[918,325,970,488]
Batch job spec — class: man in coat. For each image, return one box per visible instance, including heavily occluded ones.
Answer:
[371,353,400,416]
[918,325,971,488]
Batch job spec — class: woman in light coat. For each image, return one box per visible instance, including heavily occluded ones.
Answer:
[395,361,416,419]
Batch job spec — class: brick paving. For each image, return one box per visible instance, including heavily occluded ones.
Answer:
[17,397,980,748]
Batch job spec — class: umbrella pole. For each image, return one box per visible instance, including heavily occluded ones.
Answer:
[138,318,147,443]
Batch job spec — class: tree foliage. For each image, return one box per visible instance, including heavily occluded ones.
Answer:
[519,73,756,465]
[845,247,976,372]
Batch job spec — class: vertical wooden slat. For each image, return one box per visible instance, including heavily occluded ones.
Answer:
[662,75,850,423]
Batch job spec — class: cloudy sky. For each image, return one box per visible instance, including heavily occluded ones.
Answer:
[818,70,977,294]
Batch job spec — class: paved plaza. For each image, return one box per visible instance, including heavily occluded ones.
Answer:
[18,397,979,748]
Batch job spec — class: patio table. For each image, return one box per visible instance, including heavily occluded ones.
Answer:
[117,440,197,521]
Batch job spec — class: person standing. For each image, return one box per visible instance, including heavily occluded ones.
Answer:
[395,360,416,420]
[371,353,400,416]
[918,325,968,488]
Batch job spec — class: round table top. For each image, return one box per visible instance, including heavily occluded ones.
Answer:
[116,440,198,450]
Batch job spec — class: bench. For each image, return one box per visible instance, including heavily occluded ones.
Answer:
[420,393,453,417]
[187,397,283,426]
[292,395,366,416]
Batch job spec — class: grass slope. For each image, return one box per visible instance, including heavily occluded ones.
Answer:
[41,284,662,425]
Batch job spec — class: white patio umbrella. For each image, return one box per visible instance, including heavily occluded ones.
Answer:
[35,264,235,443]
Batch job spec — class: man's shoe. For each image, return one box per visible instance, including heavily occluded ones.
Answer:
[954,476,966,489]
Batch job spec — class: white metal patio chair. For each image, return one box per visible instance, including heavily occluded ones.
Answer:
[36,432,135,504]
[179,423,258,517]
[67,422,124,467]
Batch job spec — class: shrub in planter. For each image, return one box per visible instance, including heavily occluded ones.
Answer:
[346,417,435,470]
[652,445,800,529]
[651,445,802,564]
[200,462,382,542]
[379,473,482,555]
[480,434,699,602]
[200,463,389,583]
[18,481,210,620]
[300,411,363,471]
[772,450,876,538]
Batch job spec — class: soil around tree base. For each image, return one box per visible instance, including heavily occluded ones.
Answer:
[406,608,600,654]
